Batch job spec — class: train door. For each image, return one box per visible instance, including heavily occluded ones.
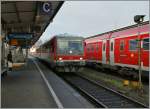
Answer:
[141,36,149,70]
[110,38,115,65]
[102,40,106,64]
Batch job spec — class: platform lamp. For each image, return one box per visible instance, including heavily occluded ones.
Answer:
[134,15,145,90]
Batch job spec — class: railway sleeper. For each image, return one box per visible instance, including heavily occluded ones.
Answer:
[106,102,134,108]
[98,96,122,101]
[104,100,135,107]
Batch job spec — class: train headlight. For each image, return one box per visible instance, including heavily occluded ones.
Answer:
[80,57,83,60]
[69,50,72,54]
[59,58,62,60]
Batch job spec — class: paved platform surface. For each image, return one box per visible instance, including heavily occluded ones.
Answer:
[1,59,57,108]
[1,57,94,108]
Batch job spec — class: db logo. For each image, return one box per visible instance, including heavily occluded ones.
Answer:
[42,2,52,14]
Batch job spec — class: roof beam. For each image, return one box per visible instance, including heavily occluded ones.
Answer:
[2,10,35,14]
[14,2,21,23]
[15,2,23,32]
[4,22,34,27]
[33,1,38,22]
[1,18,7,24]
[1,1,15,4]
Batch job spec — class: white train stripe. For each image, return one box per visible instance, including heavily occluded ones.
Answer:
[32,59,64,108]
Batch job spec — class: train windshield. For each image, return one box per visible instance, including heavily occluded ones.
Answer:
[57,39,84,55]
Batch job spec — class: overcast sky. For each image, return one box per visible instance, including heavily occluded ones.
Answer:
[36,1,149,46]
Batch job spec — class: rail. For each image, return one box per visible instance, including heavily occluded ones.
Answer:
[59,73,147,108]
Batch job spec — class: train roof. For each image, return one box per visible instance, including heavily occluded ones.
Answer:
[46,35,84,41]
[40,35,84,47]
[85,21,149,39]
[55,35,83,39]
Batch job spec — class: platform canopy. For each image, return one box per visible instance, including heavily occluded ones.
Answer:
[1,1,64,46]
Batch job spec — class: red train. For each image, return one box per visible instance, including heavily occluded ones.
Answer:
[84,21,149,78]
[35,35,85,72]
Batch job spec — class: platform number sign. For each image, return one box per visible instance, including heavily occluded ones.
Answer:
[40,2,52,15]
[43,2,51,13]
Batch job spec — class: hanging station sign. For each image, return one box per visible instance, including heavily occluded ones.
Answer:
[7,33,32,48]
[7,33,33,40]
[39,2,52,15]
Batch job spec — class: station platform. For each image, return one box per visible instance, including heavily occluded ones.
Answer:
[1,57,94,108]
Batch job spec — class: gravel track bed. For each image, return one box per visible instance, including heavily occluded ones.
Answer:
[62,74,147,108]
[78,68,149,107]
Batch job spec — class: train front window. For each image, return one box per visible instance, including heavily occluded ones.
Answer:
[143,38,149,50]
[57,39,83,55]
[68,41,83,52]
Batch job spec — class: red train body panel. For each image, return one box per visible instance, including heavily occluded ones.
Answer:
[85,21,149,77]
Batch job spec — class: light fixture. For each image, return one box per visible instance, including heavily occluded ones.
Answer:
[134,15,145,24]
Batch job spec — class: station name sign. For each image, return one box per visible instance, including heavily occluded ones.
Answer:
[7,33,33,40]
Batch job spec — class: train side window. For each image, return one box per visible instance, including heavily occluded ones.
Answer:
[89,45,91,51]
[129,39,138,50]
[87,46,90,51]
[97,44,99,50]
[111,42,113,51]
[95,44,97,51]
[120,40,124,51]
[91,46,94,51]
[143,38,149,50]
[103,43,105,51]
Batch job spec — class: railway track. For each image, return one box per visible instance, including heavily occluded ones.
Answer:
[59,73,147,108]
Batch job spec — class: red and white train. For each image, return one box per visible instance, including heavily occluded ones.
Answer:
[84,21,149,78]
[35,36,85,72]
